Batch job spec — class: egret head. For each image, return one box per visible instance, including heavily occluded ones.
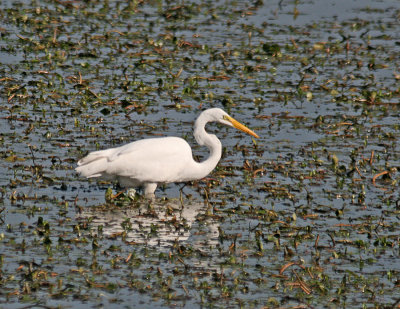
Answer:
[215,109,259,139]
[195,108,259,142]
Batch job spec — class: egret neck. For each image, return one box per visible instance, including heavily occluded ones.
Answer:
[191,112,223,180]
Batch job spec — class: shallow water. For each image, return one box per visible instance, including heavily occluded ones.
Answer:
[1,0,400,308]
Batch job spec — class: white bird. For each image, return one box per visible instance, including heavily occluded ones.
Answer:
[76,108,259,197]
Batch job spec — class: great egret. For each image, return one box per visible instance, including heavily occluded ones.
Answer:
[76,108,259,197]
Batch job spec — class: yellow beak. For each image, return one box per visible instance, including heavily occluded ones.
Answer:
[224,115,259,139]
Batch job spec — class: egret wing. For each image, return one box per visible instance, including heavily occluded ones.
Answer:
[104,137,194,183]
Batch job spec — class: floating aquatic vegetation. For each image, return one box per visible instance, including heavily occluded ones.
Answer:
[0,0,400,308]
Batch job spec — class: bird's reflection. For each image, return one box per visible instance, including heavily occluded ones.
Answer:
[76,198,219,249]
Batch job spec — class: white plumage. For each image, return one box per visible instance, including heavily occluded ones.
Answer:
[76,108,258,197]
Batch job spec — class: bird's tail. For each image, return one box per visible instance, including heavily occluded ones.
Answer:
[76,150,111,178]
